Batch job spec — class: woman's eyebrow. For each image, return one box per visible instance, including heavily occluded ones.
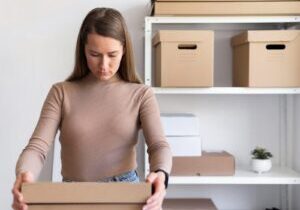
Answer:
[88,49,119,54]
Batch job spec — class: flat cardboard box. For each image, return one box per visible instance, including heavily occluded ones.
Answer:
[153,1,300,16]
[22,182,151,210]
[161,113,200,136]
[153,30,214,87]
[171,151,235,176]
[163,198,218,210]
[232,30,300,87]
[156,0,295,1]
[168,136,202,156]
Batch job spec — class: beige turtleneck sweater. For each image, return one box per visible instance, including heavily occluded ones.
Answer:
[15,73,172,181]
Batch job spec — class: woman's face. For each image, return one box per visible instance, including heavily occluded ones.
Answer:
[84,33,124,81]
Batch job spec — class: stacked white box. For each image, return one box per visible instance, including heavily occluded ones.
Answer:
[161,113,201,156]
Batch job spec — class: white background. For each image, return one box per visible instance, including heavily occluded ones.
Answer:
[1,0,300,210]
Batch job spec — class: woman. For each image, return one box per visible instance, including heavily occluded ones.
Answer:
[12,7,172,210]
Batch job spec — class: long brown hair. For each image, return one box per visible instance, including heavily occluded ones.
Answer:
[66,8,142,83]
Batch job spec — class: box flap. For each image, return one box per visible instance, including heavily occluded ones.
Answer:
[232,30,300,46]
[22,182,151,204]
[153,30,214,46]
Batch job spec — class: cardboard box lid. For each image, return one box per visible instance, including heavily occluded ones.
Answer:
[202,150,232,157]
[163,198,218,210]
[153,30,214,46]
[22,182,152,204]
[231,30,300,46]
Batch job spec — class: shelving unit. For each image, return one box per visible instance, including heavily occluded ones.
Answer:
[144,15,300,210]
[169,166,300,185]
[152,87,300,95]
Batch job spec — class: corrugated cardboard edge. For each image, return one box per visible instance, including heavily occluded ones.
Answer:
[22,182,151,204]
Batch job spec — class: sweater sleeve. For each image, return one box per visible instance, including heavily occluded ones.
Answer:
[139,86,172,174]
[15,83,63,180]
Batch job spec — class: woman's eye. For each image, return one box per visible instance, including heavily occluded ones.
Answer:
[90,54,99,57]
[109,54,117,58]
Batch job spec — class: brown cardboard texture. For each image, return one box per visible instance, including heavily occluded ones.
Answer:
[171,151,235,176]
[156,0,295,1]
[153,30,214,87]
[22,182,151,210]
[163,198,218,210]
[153,1,300,16]
[232,30,300,87]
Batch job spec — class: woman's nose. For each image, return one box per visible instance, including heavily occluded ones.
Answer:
[100,56,109,69]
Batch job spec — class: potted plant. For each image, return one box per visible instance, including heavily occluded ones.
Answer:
[251,146,273,174]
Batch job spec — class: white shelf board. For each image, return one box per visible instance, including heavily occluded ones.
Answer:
[146,16,300,24]
[152,87,300,95]
[169,166,300,185]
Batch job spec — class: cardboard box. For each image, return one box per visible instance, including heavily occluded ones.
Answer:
[153,1,300,16]
[168,136,202,156]
[232,30,300,87]
[161,113,200,136]
[163,198,218,210]
[156,0,294,2]
[153,30,214,87]
[22,182,152,210]
[171,151,235,176]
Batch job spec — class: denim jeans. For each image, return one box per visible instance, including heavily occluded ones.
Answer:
[63,170,140,183]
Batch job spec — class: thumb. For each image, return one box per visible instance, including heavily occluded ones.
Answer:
[146,172,158,184]
[22,171,34,183]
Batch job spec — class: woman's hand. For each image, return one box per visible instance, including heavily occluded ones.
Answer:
[12,171,34,210]
[143,171,166,210]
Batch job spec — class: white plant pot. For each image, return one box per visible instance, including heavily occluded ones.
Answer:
[251,159,272,174]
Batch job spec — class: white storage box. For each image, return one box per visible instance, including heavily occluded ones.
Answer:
[168,136,202,156]
[161,113,200,136]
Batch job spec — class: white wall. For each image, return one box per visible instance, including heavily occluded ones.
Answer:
[0,1,150,209]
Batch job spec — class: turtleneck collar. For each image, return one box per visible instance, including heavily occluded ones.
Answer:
[83,72,122,85]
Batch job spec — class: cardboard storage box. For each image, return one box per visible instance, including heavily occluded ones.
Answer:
[152,1,300,16]
[22,182,151,210]
[168,136,202,156]
[163,198,218,210]
[161,113,200,136]
[232,30,300,87]
[153,30,214,87]
[171,151,235,176]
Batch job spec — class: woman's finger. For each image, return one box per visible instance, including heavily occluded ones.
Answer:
[144,200,159,210]
[13,189,23,202]
[13,174,22,192]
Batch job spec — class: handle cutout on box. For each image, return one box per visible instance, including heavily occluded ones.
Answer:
[178,44,197,50]
[266,44,286,50]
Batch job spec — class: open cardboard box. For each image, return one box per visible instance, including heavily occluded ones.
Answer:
[22,182,152,210]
